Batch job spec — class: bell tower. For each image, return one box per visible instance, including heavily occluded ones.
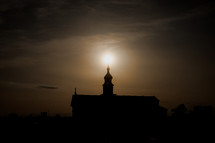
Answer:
[102,65,114,96]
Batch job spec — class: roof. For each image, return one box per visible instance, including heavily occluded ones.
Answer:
[71,94,160,107]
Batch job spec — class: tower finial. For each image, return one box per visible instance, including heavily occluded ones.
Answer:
[107,64,110,72]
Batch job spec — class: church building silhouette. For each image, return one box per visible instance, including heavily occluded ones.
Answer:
[71,66,167,123]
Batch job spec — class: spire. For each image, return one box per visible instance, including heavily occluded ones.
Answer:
[107,64,110,72]
[74,88,77,95]
[103,65,114,96]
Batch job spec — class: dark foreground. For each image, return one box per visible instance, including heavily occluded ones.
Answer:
[0,113,214,143]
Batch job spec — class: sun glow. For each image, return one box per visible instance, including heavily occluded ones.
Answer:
[103,54,113,65]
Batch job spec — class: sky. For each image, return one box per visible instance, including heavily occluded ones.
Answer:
[0,0,215,116]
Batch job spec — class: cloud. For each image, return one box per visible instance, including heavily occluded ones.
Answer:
[37,85,58,90]
[0,81,58,90]
[0,0,213,47]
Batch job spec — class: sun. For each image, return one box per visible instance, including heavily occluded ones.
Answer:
[103,54,113,65]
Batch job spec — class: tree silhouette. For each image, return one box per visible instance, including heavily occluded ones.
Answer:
[171,104,187,117]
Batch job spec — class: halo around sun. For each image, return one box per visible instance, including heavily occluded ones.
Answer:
[103,54,113,65]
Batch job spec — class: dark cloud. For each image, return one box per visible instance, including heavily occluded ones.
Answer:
[1,0,214,45]
[37,85,58,90]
